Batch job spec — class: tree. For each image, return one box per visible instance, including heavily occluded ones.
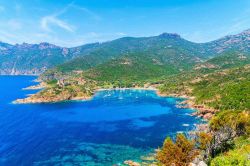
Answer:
[156,134,199,166]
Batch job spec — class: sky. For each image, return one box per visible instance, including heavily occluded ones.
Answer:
[0,0,250,47]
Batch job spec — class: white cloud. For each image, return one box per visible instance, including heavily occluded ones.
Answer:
[116,32,127,36]
[70,4,101,20]
[41,15,74,32]
[221,9,250,36]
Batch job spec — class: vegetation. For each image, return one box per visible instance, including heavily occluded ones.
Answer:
[210,136,250,166]
[157,134,199,166]
[156,110,249,166]
[157,61,250,165]
[83,54,179,82]
[159,65,250,111]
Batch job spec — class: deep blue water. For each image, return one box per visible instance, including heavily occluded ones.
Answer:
[0,76,200,166]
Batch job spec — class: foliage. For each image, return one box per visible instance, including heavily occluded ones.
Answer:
[210,110,250,136]
[197,132,213,151]
[160,65,250,111]
[82,54,179,83]
[191,67,250,110]
[210,137,250,166]
[156,134,199,166]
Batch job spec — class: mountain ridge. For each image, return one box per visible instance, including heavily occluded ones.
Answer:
[1,29,250,75]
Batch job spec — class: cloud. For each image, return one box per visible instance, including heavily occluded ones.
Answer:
[223,9,250,35]
[41,15,74,32]
[69,4,101,20]
[40,1,101,33]
[116,32,127,36]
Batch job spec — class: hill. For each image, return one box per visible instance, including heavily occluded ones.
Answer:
[1,29,250,76]
[0,42,100,75]
[42,29,250,81]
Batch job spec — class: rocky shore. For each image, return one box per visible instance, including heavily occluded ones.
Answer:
[14,94,92,104]
[13,85,156,104]
[22,82,46,90]
[157,91,217,120]
[14,82,216,122]
[177,99,217,120]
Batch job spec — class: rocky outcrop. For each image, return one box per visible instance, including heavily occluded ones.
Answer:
[14,93,91,104]
[22,82,46,90]
[124,160,141,166]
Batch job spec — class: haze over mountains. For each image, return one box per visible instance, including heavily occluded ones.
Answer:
[0,29,249,76]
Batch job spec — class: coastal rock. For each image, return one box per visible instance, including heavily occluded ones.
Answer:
[124,160,141,166]
[203,113,213,120]
[22,82,46,90]
[196,124,209,132]
[14,94,91,104]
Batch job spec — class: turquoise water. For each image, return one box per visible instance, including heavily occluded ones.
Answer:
[0,76,200,166]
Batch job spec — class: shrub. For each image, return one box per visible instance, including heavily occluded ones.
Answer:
[156,134,199,166]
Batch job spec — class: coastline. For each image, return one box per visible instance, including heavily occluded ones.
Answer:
[13,82,216,121]
[157,91,217,121]
[95,87,157,92]
[22,82,46,90]
[13,85,158,104]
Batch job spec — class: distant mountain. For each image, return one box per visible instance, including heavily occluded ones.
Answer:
[1,29,250,75]
[0,42,100,75]
[205,29,250,54]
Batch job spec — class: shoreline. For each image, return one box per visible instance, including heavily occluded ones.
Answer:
[157,91,217,120]
[13,84,216,121]
[22,82,46,90]
[13,86,158,104]
[95,87,157,92]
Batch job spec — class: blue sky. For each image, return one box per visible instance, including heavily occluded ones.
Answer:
[0,0,250,47]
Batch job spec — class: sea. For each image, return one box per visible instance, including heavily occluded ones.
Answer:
[0,76,201,166]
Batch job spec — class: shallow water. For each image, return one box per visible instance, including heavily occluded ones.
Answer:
[0,76,200,166]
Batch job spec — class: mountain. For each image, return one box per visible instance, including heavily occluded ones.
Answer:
[53,33,208,74]
[1,29,250,76]
[40,30,249,83]
[0,42,100,75]
[205,29,250,54]
[193,50,250,72]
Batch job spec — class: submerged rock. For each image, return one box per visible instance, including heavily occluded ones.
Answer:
[124,160,141,166]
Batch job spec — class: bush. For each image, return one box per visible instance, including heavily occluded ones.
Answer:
[210,110,250,136]
[156,134,199,166]
[210,140,250,166]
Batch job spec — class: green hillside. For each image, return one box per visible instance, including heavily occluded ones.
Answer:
[159,63,250,111]
[1,29,250,76]
[83,54,179,82]
[54,33,207,74]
